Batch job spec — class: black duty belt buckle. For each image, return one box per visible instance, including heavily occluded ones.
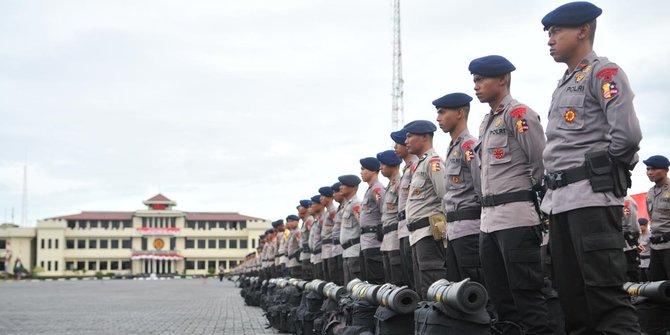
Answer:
[544,171,565,190]
[397,210,406,221]
[480,195,495,207]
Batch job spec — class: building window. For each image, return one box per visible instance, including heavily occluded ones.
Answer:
[170,217,176,228]
[54,261,59,271]
[41,239,45,249]
[208,260,216,271]
[218,239,226,249]
[240,239,248,249]
[48,239,52,249]
[208,239,216,249]
[230,222,238,230]
[100,261,108,271]
[55,239,59,249]
[77,261,85,270]
[186,221,195,229]
[67,221,75,229]
[111,239,119,249]
[230,239,238,249]
[111,261,119,270]
[123,220,132,229]
[41,261,44,269]
[122,239,131,249]
[78,221,87,229]
[219,221,228,229]
[66,240,75,249]
[100,239,108,249]
[229,260,238,268]
[141,237,147,250]
[197,222,206,230]
[197,260,205,270]
[112,221,120,229]
[0,239,6,249]
[101,221,109,229]
[219,261,227,269]
[89,239,97,249]
[240,221,247,229]
[90,221,98,228]
[185,239,194,249]
[88,261,96,271]
[197,239,205,249]
[170,237,176,250]
[66,261,74,271]
[185,260,194,270]
[121,261,131,270]
[47,261,51,271]
[252,238,256,249]
[77,240,85,249]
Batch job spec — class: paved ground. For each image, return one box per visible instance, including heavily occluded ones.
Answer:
[0,278,276,335]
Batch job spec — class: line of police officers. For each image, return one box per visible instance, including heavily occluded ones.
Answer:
[233,2,670,334]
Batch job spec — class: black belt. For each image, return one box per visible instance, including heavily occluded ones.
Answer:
[289,250,300,260]
[302,244,311,253]
[333,239,340,245]
[407,217,430,232]
[480,191,535,207]
[544,165,589,190]
[383,223,398,234]
[398,210,406,221]
[322,238,333,244]
[312,247,322,254]
[341,238,360,250]
[276,252,286,257]
[361,225,381,234]
[445,208,481,222]
[640,255,650,260]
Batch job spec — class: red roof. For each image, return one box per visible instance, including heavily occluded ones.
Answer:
[184,212,262,221]
[48,212,134,220]
[147,194,171,202]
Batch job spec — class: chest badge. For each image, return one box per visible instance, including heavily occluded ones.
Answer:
[493,148,504,159]
[452,176,459,184]
[413,188,421,196]
[564,109,576,123]
[495,118,502,127]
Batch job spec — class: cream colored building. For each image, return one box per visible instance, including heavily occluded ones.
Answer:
[0,194,269,277]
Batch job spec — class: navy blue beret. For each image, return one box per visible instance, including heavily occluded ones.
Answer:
[338,174,361,187]
[542,2,602,30]
[271,219,284,227]
[638,218,648,226]
[643,155,670,169]
[286,214,299,221]
[432,93,473,109]
[360,157,381,172]
[259,233,266,239]
[469,55,516,77]
[377,150,402,167]
[264,228,274,234]
[310,195,322,204]
[390,129,407,145]
[403,120,437,134]
[298,199,312,209]
[318,186,333,197]
[331,182,341,193]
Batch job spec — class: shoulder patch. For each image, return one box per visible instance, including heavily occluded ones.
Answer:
[596,67,618,82]
[428,157,442,163]
[353,205,360,214]
[510,107,527,119]
[461,139,476,151]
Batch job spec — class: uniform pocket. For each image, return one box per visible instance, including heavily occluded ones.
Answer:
[582,233,626,286]
[487,135,511,165]
[557,94,585,130]
[409,177,427,200]
[342,212,354,228]
[508,248,543,290]
[446,162,465,189]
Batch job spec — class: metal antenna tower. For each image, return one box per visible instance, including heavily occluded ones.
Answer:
[21,164,27,226]
[391,0,404,130]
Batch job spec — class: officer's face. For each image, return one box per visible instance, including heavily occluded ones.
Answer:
[339,184,353,197]
[547,26,581,64]
[333,191,344,203]
[473,75,502,103]
[436,108,460,133]
[394,142,408,158]
[298,206,307,216]
[380,163,392,178]
[360,167,376,182]
[405,133,423,154]
[646,166,668,183]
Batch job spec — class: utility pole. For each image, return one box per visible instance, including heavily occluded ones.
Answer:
[391,0,404,130]
[21,164,27,226]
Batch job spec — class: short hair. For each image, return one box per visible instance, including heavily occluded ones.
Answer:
[461,105,471,120]
[587,19,597,45]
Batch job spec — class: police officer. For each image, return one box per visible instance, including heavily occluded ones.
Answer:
[330,182,346,285]
[298,199,314,280]
[470,55,551,334]
[359,157,386,284]
[319,186,336,282]
[309,194,325,279]
[286,214,302,278]
[393,127,418,289]
[338,174,363,284]
[274,219,288,278]
[434,93,486,286]
[262,228,275,279]
[622,196,640,282]
[541,2,642,332]
[639,218,651,282]
[403,120,447,299]
[644,155,670,280]
[377,149,405,284]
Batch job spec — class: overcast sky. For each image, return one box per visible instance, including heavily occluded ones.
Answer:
[1,0,668,226]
